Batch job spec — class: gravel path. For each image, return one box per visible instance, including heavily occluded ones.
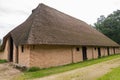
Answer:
[34,58,120,80]
[0,63,21,80]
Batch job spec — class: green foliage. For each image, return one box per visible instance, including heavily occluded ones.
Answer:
[15,65,27,71]
[27,67,40,72]
[16,54,120,80]
[0,59,7,63]
[97,66,120,80]
[94,10,120,44]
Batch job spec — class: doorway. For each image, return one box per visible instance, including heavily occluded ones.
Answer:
[16,46,19,63]
[113,48,115,54]
[82,46,87,60]
[8,37,13,62]
[98,48,101,58]
[107,47,110,55]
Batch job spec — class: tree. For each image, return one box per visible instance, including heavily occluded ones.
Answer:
[94,15,105,31]
[94,10,120,44]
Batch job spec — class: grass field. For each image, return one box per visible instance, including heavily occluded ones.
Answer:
[97,66,120,80]
[0,59,7,63]
[15,54,120,80]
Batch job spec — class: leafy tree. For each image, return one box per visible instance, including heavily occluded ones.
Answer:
[94,10,120,44]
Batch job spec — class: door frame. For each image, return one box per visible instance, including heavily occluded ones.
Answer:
[107,47,110,55]
[82,46,87,60]
[98,48,101,58]
[16,46,19,63]
[113,48,115,54]
[8,37,13,62]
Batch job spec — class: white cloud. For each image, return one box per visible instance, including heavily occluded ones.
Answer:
[0,23,14,39]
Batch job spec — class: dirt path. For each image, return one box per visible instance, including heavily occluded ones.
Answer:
[0,58,120,80]
[0,63,21,80]
[34,58,120,80]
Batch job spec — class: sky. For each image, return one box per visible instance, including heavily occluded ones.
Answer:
[0,0,120,39]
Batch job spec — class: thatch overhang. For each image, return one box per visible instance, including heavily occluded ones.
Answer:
[2,3,120,49]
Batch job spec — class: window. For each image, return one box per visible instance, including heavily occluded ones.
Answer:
[76,47,80,51]
[21,45,24,52]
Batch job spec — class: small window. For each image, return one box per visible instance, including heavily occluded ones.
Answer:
[21,45,24,52]
[76,47,80,51]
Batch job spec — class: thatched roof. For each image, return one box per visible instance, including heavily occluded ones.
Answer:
[2,3,120,47]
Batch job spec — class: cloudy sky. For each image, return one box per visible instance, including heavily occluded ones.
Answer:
[0,0,120,39]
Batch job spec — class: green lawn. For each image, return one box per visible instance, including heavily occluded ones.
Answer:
[16,54,120,80]
[97,66,120,80]
[0,59,7,63]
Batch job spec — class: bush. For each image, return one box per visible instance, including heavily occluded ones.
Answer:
[15,65,27,71]
[27,67,40,72]
[0,59,7,63]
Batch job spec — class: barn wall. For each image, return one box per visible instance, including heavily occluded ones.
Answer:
[0,40,9,60]
[30,45,115,68]
[109,48,114,55]
[87,47,93,60]
[73,47,83,63]
[100,48,105,57]
[18,45,30,67]
[92,47,98,59]
[104,48,108,56]
[13,43,17,63]
[29,45,73,68]
[1,39,120,68]
[0,51,4,59]
[115,48,120,53]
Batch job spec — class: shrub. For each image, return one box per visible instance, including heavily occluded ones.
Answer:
[15,65,27,71]
[0,59,7,63]
[27,67,40,72]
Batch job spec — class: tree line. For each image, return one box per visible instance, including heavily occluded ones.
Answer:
[94,10,120,44]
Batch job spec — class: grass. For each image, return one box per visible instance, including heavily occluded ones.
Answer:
[97,66,120,80]
[0,59,7,63]
[16,54,120,80]
[27,67,40,72]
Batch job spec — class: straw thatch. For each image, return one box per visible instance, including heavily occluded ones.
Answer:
[2,3,119,48]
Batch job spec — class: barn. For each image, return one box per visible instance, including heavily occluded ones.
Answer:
[0,3,120,68]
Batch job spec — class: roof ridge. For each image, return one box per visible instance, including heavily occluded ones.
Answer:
[38,3,88,25]
[3,4,119,47]
[26,5,41,44]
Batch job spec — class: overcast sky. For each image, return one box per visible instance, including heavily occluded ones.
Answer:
[0,0,120,39]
